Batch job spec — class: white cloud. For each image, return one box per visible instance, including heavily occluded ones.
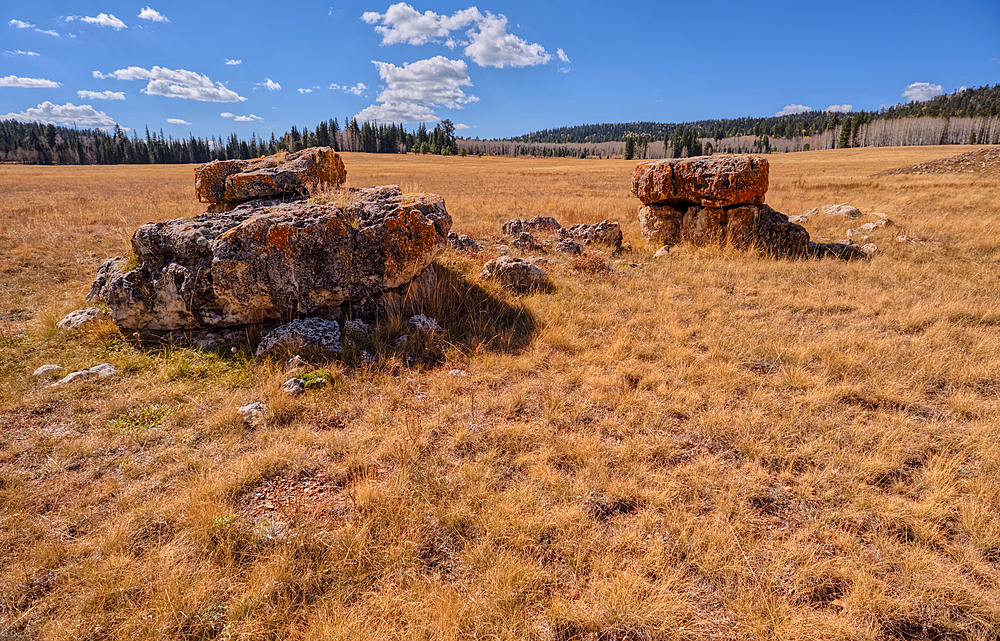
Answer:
[78,90,125,100]
[558,67,571,74]
[1,101,118,127]
[372,56,477,108]
[6,50,40,56]
[775,104,813,116]
[167,118,190,124]
[225,58,242,65]
[362,3,481,46]
[75,13,127,29]
[355,101,438,123]
[464,12,550,68]
[330,82,367,96]
[0,75,60,88]
[362,4,550,68]
[103,66,246,102]
[956,85,968,93]
[902,82,944,103]
[9,19,35,28]
[137,7,169,22]
[36,29,59,36]
[298,88,312,94]
[257,78,281,91]
[824,104,853,113]
[221,112,263,122]
[454,123,470,130]
[557,48,570,63]
[358,56,477,123]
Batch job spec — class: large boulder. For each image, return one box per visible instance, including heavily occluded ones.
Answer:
[631,155,769,207]
[639,202,807,256]
[89,185,451,332]
[195,147,346,205]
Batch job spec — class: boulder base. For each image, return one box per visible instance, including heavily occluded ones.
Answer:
[89,185,451,332]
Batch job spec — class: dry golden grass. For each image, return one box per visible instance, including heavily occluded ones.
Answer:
[3,146,1000,640]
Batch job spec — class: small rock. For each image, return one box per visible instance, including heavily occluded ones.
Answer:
[50,363,116,387]
[859,243,878,256]
[555,238,582,255]
[447,231,482,252]
[284,355,309,372]
[343,319,372,336]
[796,208,819,220]
[820,204,863,218]
[858,218,893,232]
[845,229,870,241]
[560,221,623,251]
[786,215,809,224]
[393,335,409,346]
[282,378,306,395]
[256,318,342,357]
[501,216,563,236]
[480,255,551,293]
[57,307,108,329]
[511,231,542,251]
[448,369,467,377]
[408,315,441,333]
[33,364,63,377]
[237,401,268,427]
[653,246,670,258]
[360,350,377,364]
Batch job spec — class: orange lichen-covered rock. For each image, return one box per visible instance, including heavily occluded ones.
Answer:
[631,155,768,207]
[88,186,451,331]
[194,147,347,204]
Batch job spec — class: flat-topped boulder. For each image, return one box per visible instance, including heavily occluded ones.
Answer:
[195,147,346,205]
[89,185,451,332]
[631,155,769,207]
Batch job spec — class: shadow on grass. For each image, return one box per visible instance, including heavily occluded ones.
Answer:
[404,262,540,355]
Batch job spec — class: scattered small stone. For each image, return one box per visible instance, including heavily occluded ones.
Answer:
[360,350,377,364]
[57,307,109,329]
[237,401,268,427]
[480,255,551,293]
[33,364,63,377]
[820,204,863,218]
[555,238,582,255]
[859,243,878,256]
[282,378,306,396]
[284,355,309,372]
[447,231,482,252]
[560,221,623,251]
[448,369,467,377]
[51,363,116,387]
[256,318,342,357]
[511,231,542,251]
[653,246,670,258]
[858,218,894,232]
[343,319,372,336]
[408,315,441,333]
[786,215,809,224]
[501,216,563,236]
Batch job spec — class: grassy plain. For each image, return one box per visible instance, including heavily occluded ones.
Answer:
[2,146,1000,640]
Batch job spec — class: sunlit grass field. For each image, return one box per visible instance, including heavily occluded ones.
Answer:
[2,146,1000,640]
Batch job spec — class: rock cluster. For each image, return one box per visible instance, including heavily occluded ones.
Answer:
[500,216,623,253]
[632,155,809,257]
[88,149,452,350]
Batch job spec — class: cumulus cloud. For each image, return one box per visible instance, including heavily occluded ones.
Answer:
[454,123,470,130]
[78,90,125,100]
[357,56,477,123]
[362,3,481,45]
[221,112,263,122]
[72,13,127,29]
[0,75,60,88]
[362,4,550,68]
[464,12,550,67]
[1,101,118,127]
[825,104,853,113]
[902,82,944,103]
[330,82,368,96]
[101,66,246,102]
[355,101,438,123]
[257,78,281,91]
[372,56,477,108]
[557,48,570,63]
[6,50,40,56]
[9,19,35,28]
[775,104,813,116]
[137,7,169,22]
[225,58,242,65]
[167,118,190,124]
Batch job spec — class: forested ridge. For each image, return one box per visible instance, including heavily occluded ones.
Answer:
[2,85,998,165]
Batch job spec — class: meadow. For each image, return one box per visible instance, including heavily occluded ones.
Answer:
[2,145,1000,640]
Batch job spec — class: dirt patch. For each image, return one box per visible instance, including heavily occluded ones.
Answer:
[238,469,348,523]
[877,146,1000,176]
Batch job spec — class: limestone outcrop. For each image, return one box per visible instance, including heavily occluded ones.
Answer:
[632,155,809,257]
[89,183,451,334]
[195,147,346,205]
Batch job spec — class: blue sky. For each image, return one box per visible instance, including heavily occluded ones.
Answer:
[2,1,998,140]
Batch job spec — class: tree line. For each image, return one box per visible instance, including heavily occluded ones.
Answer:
[0,117,462,165]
